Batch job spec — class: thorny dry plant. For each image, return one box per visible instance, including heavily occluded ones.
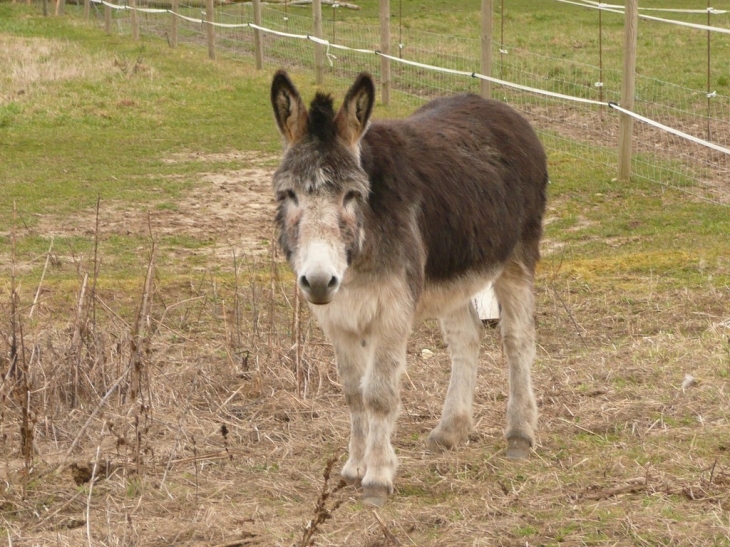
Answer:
[299,455,346,547]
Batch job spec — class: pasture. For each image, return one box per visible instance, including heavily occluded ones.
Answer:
[1,3,730,545]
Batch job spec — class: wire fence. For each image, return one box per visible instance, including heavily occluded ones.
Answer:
[64,0,730,205]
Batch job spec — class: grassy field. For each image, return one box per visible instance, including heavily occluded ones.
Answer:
[279,0,730,91]
[1,3,730,546]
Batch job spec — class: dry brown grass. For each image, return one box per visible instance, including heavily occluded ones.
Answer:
[1,164,729,545]
[0,36,119,104]
[2,6,728,545]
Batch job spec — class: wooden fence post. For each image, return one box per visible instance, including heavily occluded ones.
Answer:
[706,0,712,140]
[480,0,493,99]
[42,0,48,16]
[84,0,90,19]
[104,2,111,33]
[618,0,638,181]
[313,0,324,85]
[170,0,178,47]
[379,0,390,105]
[130,0,140,41]
[206,0,216,60]
[253,0,263,70]
[56,0,65,16]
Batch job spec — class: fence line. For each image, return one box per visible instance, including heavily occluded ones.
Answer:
[580,0,727,15]
[90,1,730,155]
[96,0,165,12]
[72,0,730,205]
[608,103,730,156]
[560,0,730,34]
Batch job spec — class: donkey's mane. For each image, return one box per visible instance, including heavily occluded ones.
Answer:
[308,92,337,143]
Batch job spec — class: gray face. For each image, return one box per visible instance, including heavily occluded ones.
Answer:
[273,141,368,305]
[270,70,375,305]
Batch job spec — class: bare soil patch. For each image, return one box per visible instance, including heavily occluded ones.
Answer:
[31,152,279,260]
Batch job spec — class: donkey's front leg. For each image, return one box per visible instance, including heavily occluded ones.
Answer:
[360,332,408,507]
[332,334,371,485]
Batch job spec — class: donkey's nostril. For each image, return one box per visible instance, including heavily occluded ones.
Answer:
[298,272,339,304]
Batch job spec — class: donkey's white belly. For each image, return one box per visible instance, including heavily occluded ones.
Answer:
[416,270,501,321]
[309,269,501,337]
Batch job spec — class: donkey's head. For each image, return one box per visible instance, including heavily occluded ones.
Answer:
[270,70,375,305]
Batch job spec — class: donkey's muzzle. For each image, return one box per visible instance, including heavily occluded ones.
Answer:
[299,273,339,305]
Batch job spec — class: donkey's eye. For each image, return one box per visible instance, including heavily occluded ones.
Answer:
[277,189,298,204]
[343,190,360,205]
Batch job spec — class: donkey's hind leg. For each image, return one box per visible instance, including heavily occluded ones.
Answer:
[493,259,538,459]
[427,302,481,452]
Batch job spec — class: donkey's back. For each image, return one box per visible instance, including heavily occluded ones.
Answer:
[359,93,547,292]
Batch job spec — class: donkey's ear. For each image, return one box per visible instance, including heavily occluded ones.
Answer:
[271,70,309,145]
[335,72,375,146]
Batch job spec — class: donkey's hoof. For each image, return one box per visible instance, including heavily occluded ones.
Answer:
[340,473,362,487]
[427,420,471,452]
[426,430,456,453]
[340,460,365,487]
[362,484,390,507]
[505,437,531,459]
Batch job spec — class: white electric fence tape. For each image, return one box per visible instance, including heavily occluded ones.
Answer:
[97,0,125,10]
[94,0,167,12]
[607,103,730,156]
[558,0,730,35]
[376,52,607,106]
[580,0,726,15]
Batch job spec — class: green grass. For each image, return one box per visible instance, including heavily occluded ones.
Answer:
[0,6,280,223]
[0,4,288,282]
[2,4,727,289]
[330,0,730,91]
[202,0,730,112]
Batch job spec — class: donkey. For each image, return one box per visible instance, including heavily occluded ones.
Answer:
[270,70,548,506]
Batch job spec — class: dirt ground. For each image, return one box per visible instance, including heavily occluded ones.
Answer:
[30,151,279,259]
[2,152,730,546]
